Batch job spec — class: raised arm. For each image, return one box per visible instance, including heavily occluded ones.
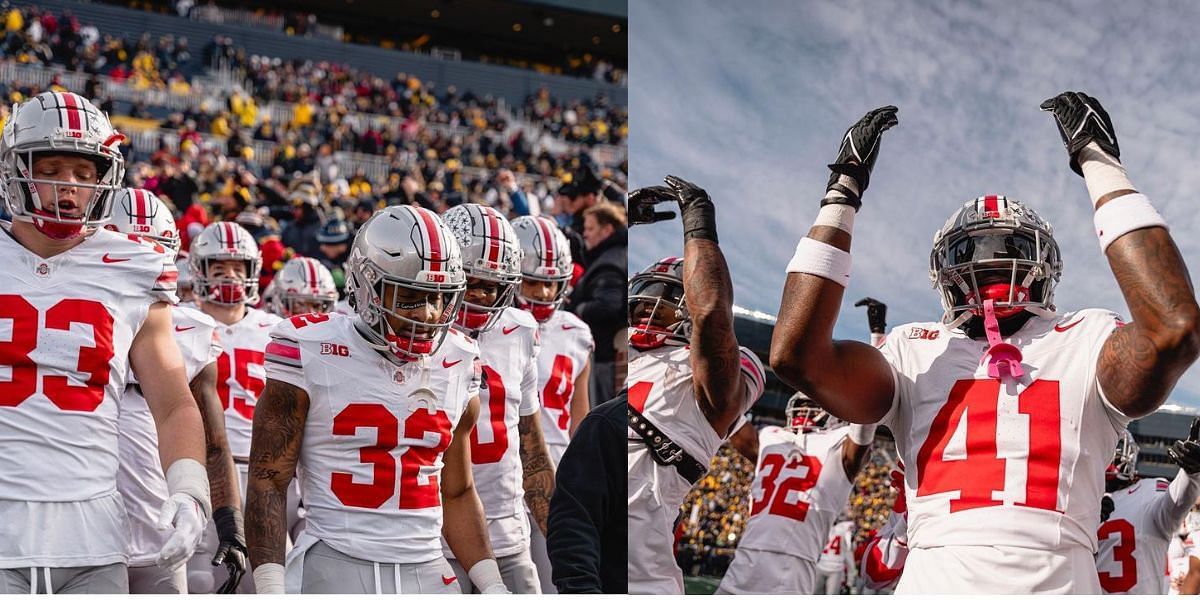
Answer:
[191,361,247,592]
[1041,92,1200,418]
[629,176,747,437]
[769,108,899,424]
[245,378,309,593]
[1152,420,1200,537]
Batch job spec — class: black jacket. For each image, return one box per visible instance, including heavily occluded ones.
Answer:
[567,228,627,362]
[547,396,628,593]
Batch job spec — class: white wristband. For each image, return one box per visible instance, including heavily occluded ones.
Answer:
[786,237,851,287]
[1079,142,1136,207]
[252,563,285,594]
[813,203,856,233]
[468,558,507,593]
[165,458,211,519]
[849,424,877,445]
[1093,193,1168,252]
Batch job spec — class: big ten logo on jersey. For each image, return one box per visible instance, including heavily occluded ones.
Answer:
[907,327,939,341]
[320,342,350,357]
[751,449,822,522]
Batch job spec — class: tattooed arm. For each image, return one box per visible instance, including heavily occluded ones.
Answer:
[442,396,496,571]
[192,362,240,514]
[245,379,309,569]
[519,413,555,536]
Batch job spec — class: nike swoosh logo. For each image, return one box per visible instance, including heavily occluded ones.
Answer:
[175,325,195,332]
[442,575,457,586]
[1054,317,1085,333]
[259,323,273,328]
[502,325,519,335]
[562,325,576,330]
[101,253,129,263]
[442,358,463,368]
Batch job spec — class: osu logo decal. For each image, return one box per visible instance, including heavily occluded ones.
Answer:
[320,343,350,357]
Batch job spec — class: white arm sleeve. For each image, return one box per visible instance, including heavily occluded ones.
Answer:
[1153,470,1200,539]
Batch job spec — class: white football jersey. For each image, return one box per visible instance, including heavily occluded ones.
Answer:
[818,519,856,572]
[119,305,221,566]
[1098,471,1200,594]
[212,306,280,460]
[444,307,540,558]
[1170,534,1189,595]
[0,226,177,568]
[731,425,855,564]
[626,343,766,594]
[535,309,593,465]
[878,309,1128,592]
[265,313,480,564]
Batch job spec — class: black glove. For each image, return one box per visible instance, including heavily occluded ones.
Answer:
[824,105,899,211]
[854,297,888,334]
[1101,494,1115,522]
[211,506,247,594]
[1168,418,1200,475]
[1039,91,1120,176]
[628,185,677,225]
[664,175,719,244]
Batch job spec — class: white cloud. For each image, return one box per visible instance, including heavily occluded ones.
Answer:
[630,0,1200,406]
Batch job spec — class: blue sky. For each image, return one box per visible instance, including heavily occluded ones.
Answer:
[629,0,1200,410]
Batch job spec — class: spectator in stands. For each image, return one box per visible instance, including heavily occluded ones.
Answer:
[280,180,324,257]
[495,168,530,217]
[314,218,352,295]
[567,202,627,405]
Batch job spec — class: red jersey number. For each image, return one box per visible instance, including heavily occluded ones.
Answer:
[1098,518,1137,593]
[217,348,266,420]
[0,295,114,411]
[331,403,453,510]
[750,452,822,522]
[540,355,576,431]
[916,379,1062,512]
[470,365,509,464]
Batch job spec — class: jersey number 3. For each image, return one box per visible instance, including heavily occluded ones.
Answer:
[917,379,1061,512]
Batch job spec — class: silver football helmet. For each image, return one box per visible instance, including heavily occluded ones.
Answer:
[930,195,1062,327]
[1108,428,1140,483]
[628,256,690,351]
[0,91,126,239]
[511,215,573,322]
[785,392,839,433]
[345,205,466,361]
[443,203,523,333]
[104,188,181,258]
[269,257,337,317]
[189,222,262,306]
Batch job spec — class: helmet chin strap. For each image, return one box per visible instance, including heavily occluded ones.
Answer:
[980,299,1024,380]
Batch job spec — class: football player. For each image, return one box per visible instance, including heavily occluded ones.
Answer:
[512,214,593,593]
[106,189,246,593]
[441,204,555,593]
[1096,422,1200,594]
[185,221,283,593]
[267,256,338,318]
[771,94,1200,593]
[0,92,209,593]
[245,205,508,594]
[716,394,874,594]
[625,176,767,594]
[719,303,883,594]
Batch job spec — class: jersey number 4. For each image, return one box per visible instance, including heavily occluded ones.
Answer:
[750,451,822,522]
[0,296,114,411]
[540,355,576,431]
[331,403,452,510]
[916,378,1061,512]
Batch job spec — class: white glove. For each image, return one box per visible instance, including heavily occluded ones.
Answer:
[156,492,206,569]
